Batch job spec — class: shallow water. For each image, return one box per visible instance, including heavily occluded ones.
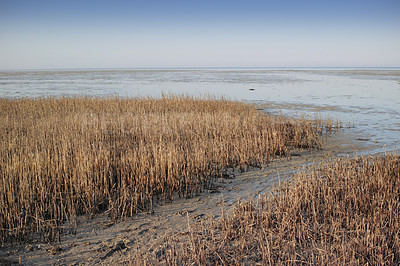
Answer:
[1,68,399,153]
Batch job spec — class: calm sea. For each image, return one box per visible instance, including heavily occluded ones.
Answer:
[1,68,399,154]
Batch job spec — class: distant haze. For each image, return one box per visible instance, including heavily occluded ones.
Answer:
[1,0,399,69]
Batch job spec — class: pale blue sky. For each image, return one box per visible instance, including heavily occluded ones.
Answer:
[1,0,399,69]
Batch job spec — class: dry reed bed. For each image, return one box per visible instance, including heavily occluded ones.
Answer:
[1,96,328,243]
[151,153,400,265]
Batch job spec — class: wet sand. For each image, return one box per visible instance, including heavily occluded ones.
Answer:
[0,130,377,266]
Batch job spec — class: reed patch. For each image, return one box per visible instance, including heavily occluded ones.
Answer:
[148,153,400,265]
[0,96,331,243]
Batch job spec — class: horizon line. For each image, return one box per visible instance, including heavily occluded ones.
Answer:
[1,66,400,72]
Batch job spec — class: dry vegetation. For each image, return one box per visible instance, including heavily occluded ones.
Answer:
[145,153,400,265]
[0,96,329,243]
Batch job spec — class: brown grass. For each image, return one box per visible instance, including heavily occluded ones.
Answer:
[0,95,328,243]
[148,153,400,265]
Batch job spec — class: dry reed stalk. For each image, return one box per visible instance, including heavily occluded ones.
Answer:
[155,153,400,265]
[0,96,330,243]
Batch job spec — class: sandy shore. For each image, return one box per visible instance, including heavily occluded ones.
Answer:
[0,129,378,266]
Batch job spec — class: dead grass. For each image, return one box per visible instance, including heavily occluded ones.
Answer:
[0,95,330,244]
[146,153,400,265]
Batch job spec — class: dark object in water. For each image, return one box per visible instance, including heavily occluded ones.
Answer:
[356,138,370,141]
[249,88,255,91]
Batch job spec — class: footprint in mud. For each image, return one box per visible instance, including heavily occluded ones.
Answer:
[193,213,205,219]
[100,241,128,259]
[46,246,63,255]
[132,222,151,231]
[174,210,194,216]
[138,228,149,235]
[139,222,151,228]
[102,222,114,229]
[98,238,132,260]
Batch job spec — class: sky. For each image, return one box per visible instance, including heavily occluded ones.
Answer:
[0,0,399,69]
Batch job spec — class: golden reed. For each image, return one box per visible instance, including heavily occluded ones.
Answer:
[0,96,328,243]
[149,153,400,265]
